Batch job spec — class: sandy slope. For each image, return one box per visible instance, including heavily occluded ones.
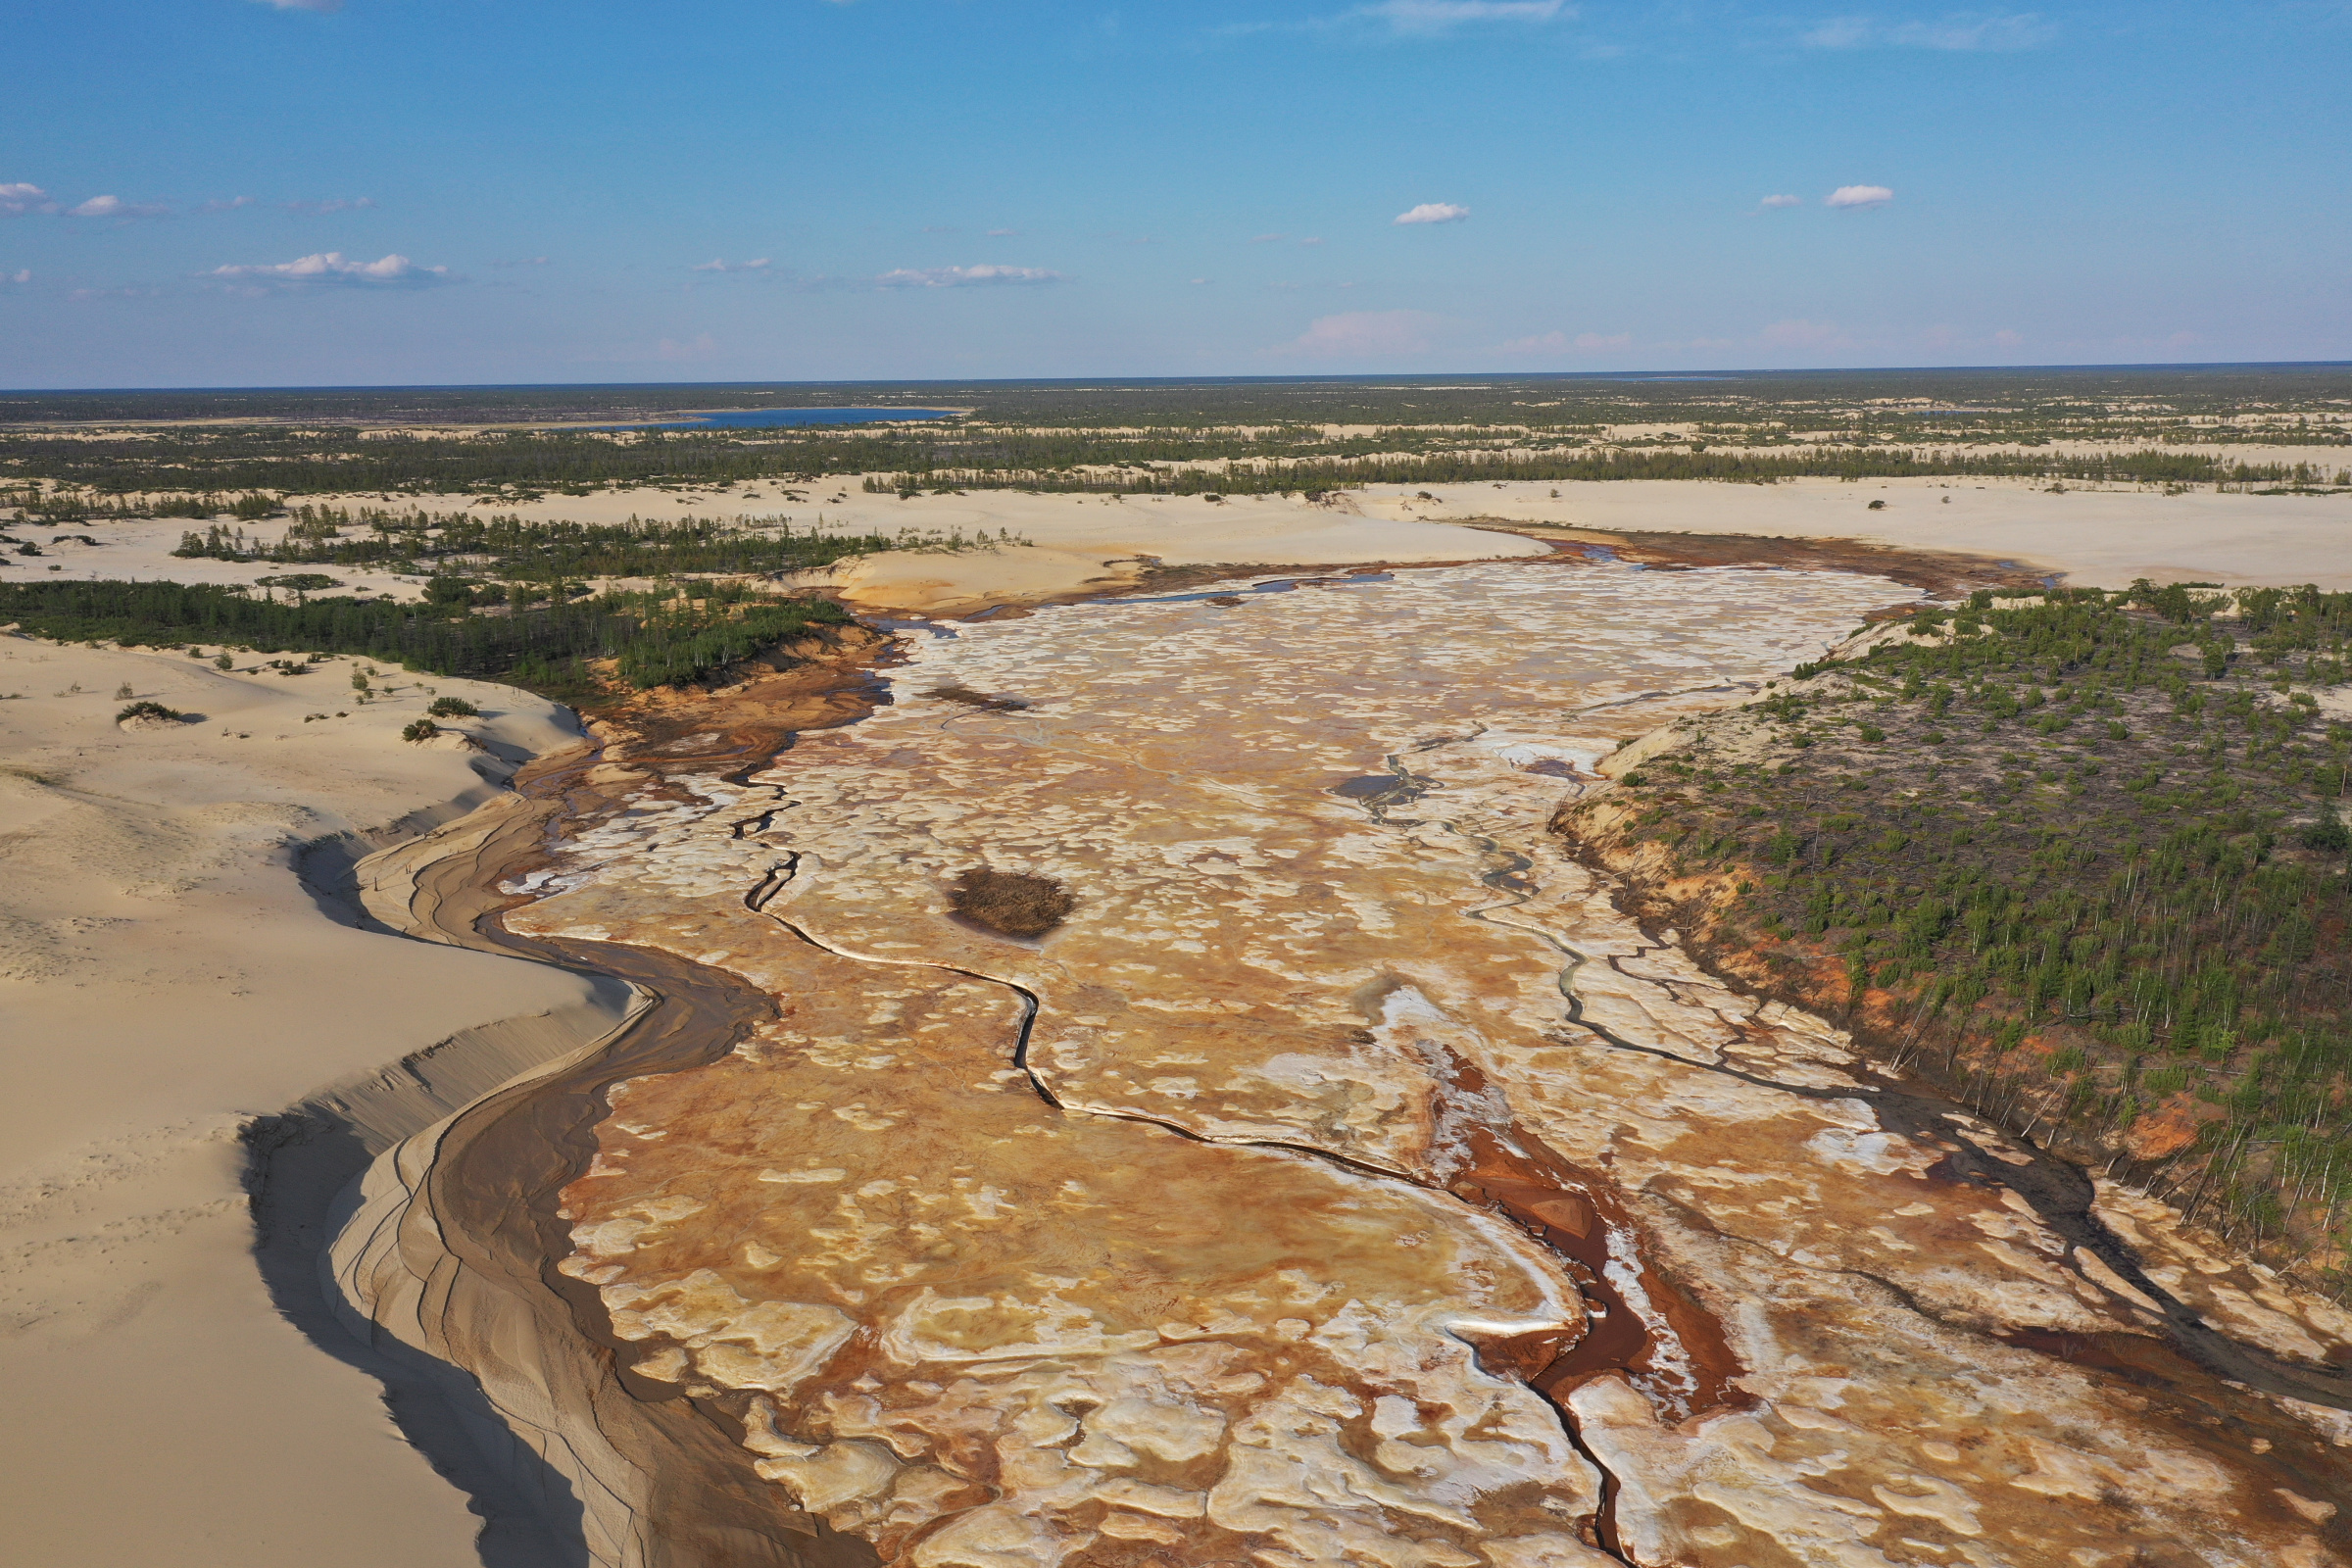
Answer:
[0,638,607,1568]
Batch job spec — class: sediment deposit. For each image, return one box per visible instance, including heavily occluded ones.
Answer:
[362,559,2352,1567]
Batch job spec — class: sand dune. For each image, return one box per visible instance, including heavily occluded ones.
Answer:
[0,637,609,1568]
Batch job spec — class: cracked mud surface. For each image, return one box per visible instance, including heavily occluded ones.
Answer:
[488,560,2352,1568]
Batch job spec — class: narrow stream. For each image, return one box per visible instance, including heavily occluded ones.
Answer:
[344,558,2352,1568]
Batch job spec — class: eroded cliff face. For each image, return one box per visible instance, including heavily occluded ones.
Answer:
[495,562,2352,1568]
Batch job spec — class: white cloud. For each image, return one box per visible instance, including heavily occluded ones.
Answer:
[1362,0,1569,34]
[1190,277,1210,284]
[1394,202,1470,225]
[4,269,28,285]
[251,0,343,11]
[692,257,770,271]
[70,194,172,220]
[198,196,259,213]
[1802,16,1873,46]
[1269,309,1447,359]
[1804,12,2052,50]
[873,264,1065,288]
[492,256,551,268]
[1298,235,1325,246]
[986,227,1018,237]
[1497,329,1632,354]
[1825,184,1894,208]
[285,197,376,214]
[1758,193,1803,210]
[207,251,454,288]
[1759,318,1848,347]
[0,183,54,217]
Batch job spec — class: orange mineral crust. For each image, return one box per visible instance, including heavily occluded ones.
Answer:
[509,563,2352,1568]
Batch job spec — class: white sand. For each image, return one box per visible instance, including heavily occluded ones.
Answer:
[8,490,1547,612]
[18,473,2350,612]
[1353,475,2352,592]
[0,640,603,1567]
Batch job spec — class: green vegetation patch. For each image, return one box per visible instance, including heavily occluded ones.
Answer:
[1570,583,2352,1296]
[0,577,848,697]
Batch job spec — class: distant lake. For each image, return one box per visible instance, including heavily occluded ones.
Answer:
[605,407,956,431]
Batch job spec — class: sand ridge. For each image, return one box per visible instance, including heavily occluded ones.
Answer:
[0,635,610,1568]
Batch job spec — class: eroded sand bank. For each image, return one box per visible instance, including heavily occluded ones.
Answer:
[357,556,2352,1566]
[0,638,620,1567]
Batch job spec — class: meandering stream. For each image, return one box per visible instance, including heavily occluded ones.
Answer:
[332,558,2352,1568]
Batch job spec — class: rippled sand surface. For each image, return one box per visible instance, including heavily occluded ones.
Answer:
[505,561,2352,1568]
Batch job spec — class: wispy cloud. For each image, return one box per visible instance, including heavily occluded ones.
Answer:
[4,269,29,285]
[71,194,172,220]
[986,227,1019,237]
[251,0,343,11]
[1824,183,1894,208]
[691,257,771,271]
[1499,329,1632,354]
[491,256,551,268]
[1759,318,1849,347]
[198,196,259,214]
[1756,193,1803,211]
[1268,308,1448,359]
[1362,0,1569,34]
[1803,12,2053,50]
[207,251,455,288]
[1216,0,1568,41]
[0,183,56,217]
[285,196,376,214]
[873,264,1065,288]
[1394,202,1470,225]
[656,333,717,362]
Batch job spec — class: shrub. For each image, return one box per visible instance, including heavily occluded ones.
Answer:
[116,700,183,722]
[2301,816,2351,855]
[401,718,439,742]
[426,696,479,717]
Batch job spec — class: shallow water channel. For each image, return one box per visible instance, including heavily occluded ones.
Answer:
[369,560,2352,1568]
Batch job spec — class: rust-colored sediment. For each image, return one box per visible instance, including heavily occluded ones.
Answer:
[406,559,2352,1568]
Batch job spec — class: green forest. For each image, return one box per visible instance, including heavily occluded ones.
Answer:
[2,365,2346,503]
[1572,585,2352,1295]
[0,577,849,695]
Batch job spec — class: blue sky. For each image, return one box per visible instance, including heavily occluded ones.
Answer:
[3,1,2346,387]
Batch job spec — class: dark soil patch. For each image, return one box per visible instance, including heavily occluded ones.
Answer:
[949,868,1074,938]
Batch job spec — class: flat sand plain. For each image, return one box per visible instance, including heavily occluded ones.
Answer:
[1357,474,2352,592]
[0,641,612,1567]
[19,472,2349,610]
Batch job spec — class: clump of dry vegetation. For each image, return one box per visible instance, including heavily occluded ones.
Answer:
[949,868,1073,938]
[1555,582,2352,1297]
[925,683,1031,712]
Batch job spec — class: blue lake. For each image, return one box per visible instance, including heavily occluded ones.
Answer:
[611,407,955,431]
